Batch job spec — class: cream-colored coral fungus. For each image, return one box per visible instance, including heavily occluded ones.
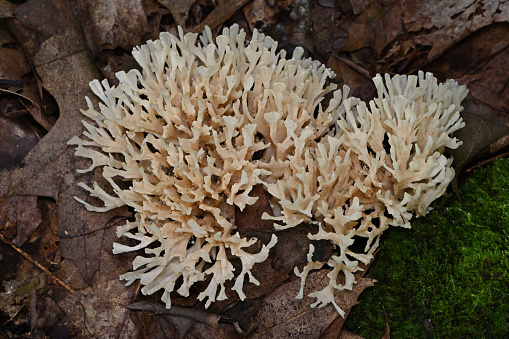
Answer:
[264,72,467,315]
[69,24,467,314]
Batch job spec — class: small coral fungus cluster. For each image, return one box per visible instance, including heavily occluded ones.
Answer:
[69,24,467,314]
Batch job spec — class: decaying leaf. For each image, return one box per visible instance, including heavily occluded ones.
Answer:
[327,55,371,95]
[0,114,42,171]
[403,0,509,62]
[0,196,41,247]
[157,0,197,27]
[243,0,288,32]
[57,278,137,337]
[0,46,30,82]
[77,0,150,57]
[449,97,509,188]
[251,269,375,337]
[1,0,508,337]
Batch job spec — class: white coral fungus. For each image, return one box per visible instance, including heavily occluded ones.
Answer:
[69,24,467,313]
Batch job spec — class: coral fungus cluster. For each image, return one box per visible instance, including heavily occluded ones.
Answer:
[69,24,467,314]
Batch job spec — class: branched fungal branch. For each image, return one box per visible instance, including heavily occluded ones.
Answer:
[69,24,467,314]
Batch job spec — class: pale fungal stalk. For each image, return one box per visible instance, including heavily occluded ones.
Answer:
[69,24,467,314]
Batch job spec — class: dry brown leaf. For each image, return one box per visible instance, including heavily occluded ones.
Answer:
[327,55,371,95]
[235,185,276,233]
[425,23,509,80]
[447,46,509,176]
[0,25,56,131]
[458,47,509,112]
[77,0,150,57]
[310,2,348,60]
[243,0,292,32]
[0,2,137,337]
[134,311,179,339]
[338,330,365,339]
[0,114,42,170]
[341,2,381,52]
[192,0,252,33]
[57,278,138,337]
[186,321,239,339]
[372,1,403,56]
[4,0,132,284]
[0,196,41,247]
[157,0,197,27]
[403,0,509,62]
[448,97,509,191]
[251,269,375,338]
[0,46,30,81]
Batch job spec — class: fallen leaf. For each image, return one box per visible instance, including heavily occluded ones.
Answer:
[0,195,41,247]
[3,0,134,287]
[310,3,348,60]
[340,2,382,52]
[425,23,509,80]
[242,0,288,32]
[327,55,371,95]
[56,278,137,337]
[403,0,509,62]
[235,185,276,233]
[349,0,375,15]
[77,0,150,57]
[448,45,509,172]
[192,0,252,33]
[458,47,509,112]
[448,97,509,193]
[338,330,365,339]
[157,0,197,27]
[373,1,404,56]
[186,321,240,339]
[133,311,179,339]
[251,269,375,338]
[0,46,30,81]
[0,114,42,171]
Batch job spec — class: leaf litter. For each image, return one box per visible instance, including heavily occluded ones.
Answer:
[0,0,508,338]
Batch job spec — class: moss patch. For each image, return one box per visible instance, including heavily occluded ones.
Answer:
[343,158,509,338]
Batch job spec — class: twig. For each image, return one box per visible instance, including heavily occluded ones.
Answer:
[192,0,252,33]
[0,232,74,293]
[465,151,509,172]
[334,56,371,79]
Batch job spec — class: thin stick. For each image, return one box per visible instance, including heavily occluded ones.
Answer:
[465,151,509,172]
[0,232,74,293]
[192,0,252,33]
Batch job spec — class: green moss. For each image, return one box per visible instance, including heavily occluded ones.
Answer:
[343,158,509,338]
